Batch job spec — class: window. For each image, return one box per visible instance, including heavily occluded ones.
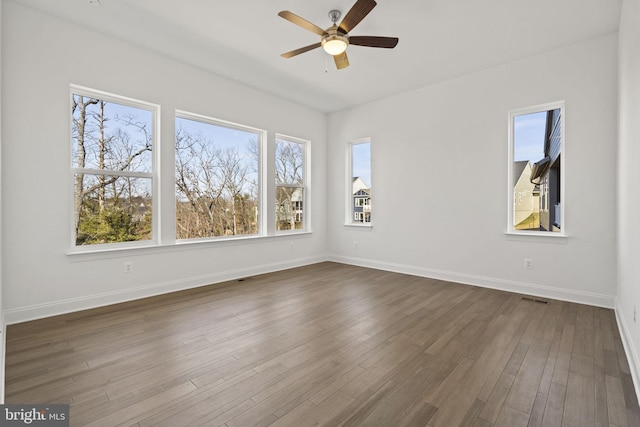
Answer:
[275,135,308,232]
[175,112,263,239]
[508,102,564,234]
[355,198,371,207]
[348,139,372,225]
[71,87,158,247]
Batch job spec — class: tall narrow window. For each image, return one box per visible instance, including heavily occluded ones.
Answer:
[348,139,372,225]
[509,102,564,234]
[71,87,157,247]
[175,112,263,240]
[275,135,308,232]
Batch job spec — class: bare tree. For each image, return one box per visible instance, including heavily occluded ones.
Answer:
[72,95,99,237]
[175,128,225,237]
[275,140,304,230]
[175,127,258,239]
[276,141,303,185]
[72,96,152,244]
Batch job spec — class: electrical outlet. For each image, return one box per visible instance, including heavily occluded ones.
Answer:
[354,241,358,248]
[290,242,294,250]
[124,261,133,273]
[524,258,533,269]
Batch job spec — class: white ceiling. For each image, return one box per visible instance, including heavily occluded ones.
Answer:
[10,0,622,113]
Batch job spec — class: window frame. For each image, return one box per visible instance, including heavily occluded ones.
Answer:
[507,101,566,237]
[69,85,160,252]
[174,110,266,242]
[275,133,310,234]
[346,138,372,227]
[68,86,318,258]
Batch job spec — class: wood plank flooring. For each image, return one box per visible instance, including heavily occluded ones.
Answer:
[4,262,639,426]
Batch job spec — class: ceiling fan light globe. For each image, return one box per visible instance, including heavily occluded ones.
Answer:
[322,38,348,55]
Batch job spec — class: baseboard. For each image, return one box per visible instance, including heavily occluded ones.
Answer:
[615,299,640,406]
[328,255,616,308]
[3,255,328,325]
[5,254,616,324]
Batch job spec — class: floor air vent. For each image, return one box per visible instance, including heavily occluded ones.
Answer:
[522,296,549,304]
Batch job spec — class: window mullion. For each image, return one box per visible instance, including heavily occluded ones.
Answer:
[73,168,153,179]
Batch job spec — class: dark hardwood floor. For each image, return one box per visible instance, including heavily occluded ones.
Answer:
[5,262,639,426]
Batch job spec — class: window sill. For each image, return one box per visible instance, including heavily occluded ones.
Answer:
[67,241,159,257]
[344,223,373,230]
[275,229,313,236]
[67,232,313,262]
[504,230,568,244]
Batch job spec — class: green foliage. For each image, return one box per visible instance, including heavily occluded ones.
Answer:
[76,200,151,245]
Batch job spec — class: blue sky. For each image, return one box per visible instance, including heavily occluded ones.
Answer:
[175,116,259,197]
[72,96,153,171]
[176,116,259,151]
[352,142,371,188]
[514,111,546,162]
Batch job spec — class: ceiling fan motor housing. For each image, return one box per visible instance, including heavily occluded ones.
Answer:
[322,25,349,55]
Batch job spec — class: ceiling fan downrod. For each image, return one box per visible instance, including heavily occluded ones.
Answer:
[328,10,342,25]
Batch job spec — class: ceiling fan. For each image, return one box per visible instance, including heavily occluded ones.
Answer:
[278,0,399,70]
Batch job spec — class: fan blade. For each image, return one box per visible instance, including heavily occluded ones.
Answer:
[281,43,322,58]
[334,51,350,70]
[349,36,399,49]
[338,0,377,34]
[278,11,325,36]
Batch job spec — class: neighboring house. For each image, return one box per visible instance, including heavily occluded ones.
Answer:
[276,187,303,230]
[530,108,562,231]
[353,177,371,223]
[513,161,540,229]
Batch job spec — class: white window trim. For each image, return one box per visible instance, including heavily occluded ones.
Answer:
[345,137,372,228]
[174,109,267,241]
[506,101,566,238]
[67,90,316,257]
[275,133,310,234]
[69,85,161,253]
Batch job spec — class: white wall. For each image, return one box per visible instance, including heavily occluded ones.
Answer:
[617,0,640,399]
[0,0,635,404]
[1,2,328,323]
[328,33,619,308]
[0,0,5,403]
